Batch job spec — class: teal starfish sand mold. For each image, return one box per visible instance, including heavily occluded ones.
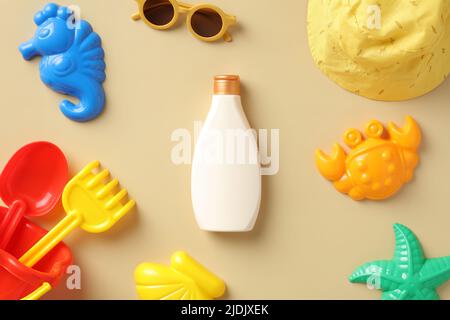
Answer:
[349,224,450,300]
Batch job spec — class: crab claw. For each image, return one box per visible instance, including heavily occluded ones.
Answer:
[315,144,347,181]
[388,116,421,151]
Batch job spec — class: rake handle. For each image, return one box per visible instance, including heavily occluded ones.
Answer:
[19,211,82,268]
[21,282,52,300]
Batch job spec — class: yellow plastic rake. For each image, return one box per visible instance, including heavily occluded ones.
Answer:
[19,161,136,268]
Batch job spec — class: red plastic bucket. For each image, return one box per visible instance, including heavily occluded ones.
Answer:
[0,207,72,300]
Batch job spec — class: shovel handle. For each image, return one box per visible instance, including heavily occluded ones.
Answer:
[0,200,27,249]
[19,211,82,268]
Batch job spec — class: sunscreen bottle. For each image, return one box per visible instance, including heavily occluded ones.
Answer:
[191,75,261,232]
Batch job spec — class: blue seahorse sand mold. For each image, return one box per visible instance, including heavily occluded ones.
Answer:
[19,3,106,122]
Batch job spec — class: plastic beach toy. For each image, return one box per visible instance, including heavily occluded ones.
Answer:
[350,224,450,300]
[0,142,68,249]
[135,251,226,300]
[19,3,106,122]
[19,161,135,268]
[132,0,237,42]
[315,116,421,201]
[307,0,450,101]
[0,207,72,300]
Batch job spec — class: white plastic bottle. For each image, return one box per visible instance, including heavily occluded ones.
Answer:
[191,75,261,232]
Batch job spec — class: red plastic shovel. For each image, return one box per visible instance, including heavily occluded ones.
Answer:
[0,142,68,249]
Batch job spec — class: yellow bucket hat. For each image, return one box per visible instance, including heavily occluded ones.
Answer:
[307,0,450,101]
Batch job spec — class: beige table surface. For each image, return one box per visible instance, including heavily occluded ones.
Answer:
[1,0,450,300]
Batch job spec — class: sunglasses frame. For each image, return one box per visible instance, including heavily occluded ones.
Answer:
[132,0,237,42]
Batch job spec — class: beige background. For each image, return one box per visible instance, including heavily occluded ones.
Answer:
[0,0,450,300]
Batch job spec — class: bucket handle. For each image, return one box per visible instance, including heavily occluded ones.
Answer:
[21,282,52,300]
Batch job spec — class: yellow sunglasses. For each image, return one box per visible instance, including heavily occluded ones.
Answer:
[131,0,237,42]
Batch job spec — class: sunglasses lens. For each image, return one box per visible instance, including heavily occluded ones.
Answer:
[191,8,223,38]
[143,0,175,26]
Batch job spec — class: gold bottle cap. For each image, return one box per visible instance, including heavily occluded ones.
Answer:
[214,75,241,95]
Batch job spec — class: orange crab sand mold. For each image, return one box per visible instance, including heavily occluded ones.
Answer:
[315,117,421,201]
